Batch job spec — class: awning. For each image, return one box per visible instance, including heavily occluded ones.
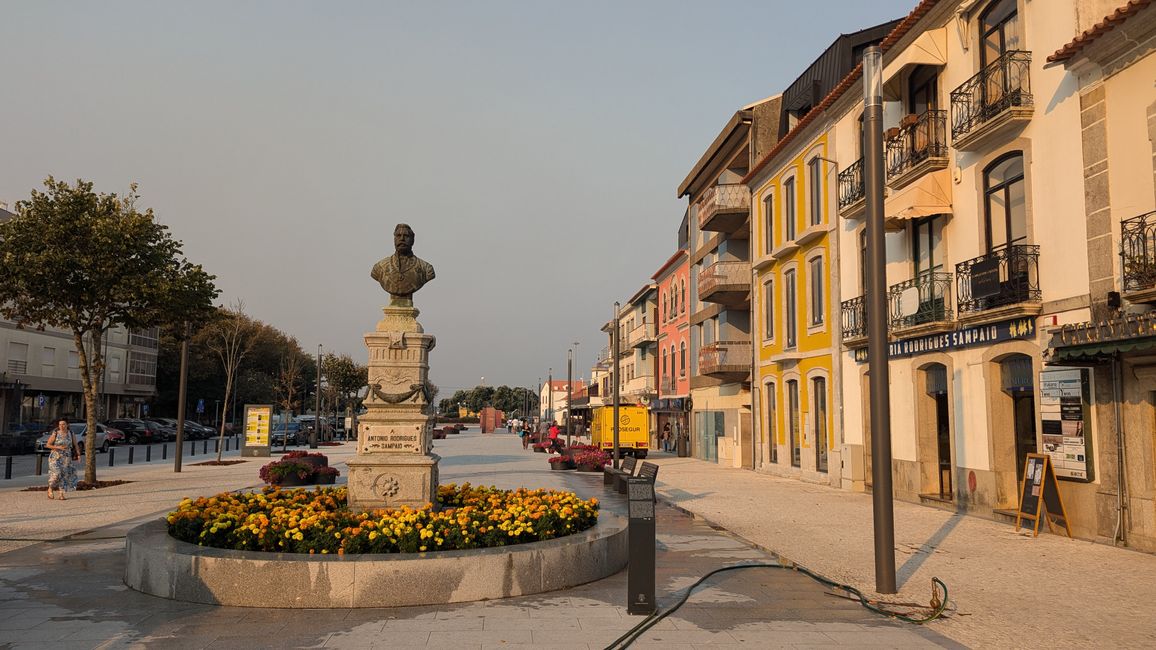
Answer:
[1049,337,1156,364]
[884,28,948,99]
[884,168,952,230]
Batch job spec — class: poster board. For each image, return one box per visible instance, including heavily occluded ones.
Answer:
[1014,454,1072,538]
[1039,367,1093,481]
[242,404,273,458]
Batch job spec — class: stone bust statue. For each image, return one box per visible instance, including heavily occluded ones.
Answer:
[370,223,435,306]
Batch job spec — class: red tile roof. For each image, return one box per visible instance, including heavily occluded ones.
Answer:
[1047,0,1153,63]
[742,0,942,186]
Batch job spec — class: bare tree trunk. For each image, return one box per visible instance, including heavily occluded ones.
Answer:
[74,330,104,484]
[215,371,233,462]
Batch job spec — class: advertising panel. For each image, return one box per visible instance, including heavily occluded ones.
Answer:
[1039,367,1093,481]
[243,404,273,457]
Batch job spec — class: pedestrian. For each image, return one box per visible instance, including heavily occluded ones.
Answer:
[548,422,563,454]
[45,418,79,500]
[662,422,672,452]
[519,421,530,450]
[506,419,513,434]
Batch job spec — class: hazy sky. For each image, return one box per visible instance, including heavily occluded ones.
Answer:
[1,1,913,393]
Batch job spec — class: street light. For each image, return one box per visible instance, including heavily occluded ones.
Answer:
[311,344,321,449]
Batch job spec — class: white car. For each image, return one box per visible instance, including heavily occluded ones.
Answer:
[35,423,110,455]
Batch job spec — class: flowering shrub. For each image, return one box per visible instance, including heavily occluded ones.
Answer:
[281,451,328,462]
[568,444,598,454]
[573,451,611,467]
[315,466,340,478]
[547,455,574,465]
[258,460,315,484]
[166,483,599,554]
[531,442,549,451]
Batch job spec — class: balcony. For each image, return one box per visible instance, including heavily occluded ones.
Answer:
[660,375,677,394]
[1122,211,1156,304]
[956,245,1041,325]
[838,158,865,217]
[627,322,657,348]
[950,50,1033,151]
[698,183,751,233]
[889,272,954,336]
[886,110,948,190]
[698,341,751,379]
[623,375,655,398]
[698,260,750,306]
[841,296,868,348]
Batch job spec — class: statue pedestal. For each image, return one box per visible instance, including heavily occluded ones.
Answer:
[347,306,440,511]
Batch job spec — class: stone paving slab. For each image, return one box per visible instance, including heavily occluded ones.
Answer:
[0,432,953,648]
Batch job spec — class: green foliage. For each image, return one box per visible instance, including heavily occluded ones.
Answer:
[0,178,218,482]
[441,385,538,416]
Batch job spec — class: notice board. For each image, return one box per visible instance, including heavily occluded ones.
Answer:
[1015,454,1072,538]
[1039,367,1093,481]
[242,404,273,457]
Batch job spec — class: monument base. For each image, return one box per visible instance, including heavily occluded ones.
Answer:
[347,454,441,511]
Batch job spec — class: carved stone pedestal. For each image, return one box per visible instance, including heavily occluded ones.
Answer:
[347,306,440,511]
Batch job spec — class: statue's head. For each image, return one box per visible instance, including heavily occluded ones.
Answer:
[394,223,415,255]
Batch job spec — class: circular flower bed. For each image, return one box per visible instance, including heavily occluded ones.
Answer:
[166,483,599,555]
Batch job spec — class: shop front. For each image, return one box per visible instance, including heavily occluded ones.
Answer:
[650,397,688,453]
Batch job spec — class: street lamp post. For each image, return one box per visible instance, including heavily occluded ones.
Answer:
[566,348,573,447]
[863,45,896,595]
[548,368,553,426]
[311,344,321,449]
[612,302,621,469]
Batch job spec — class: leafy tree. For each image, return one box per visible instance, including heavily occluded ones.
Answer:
[0,178,217,482]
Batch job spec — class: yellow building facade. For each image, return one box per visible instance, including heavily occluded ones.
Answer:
[750,132,840,484]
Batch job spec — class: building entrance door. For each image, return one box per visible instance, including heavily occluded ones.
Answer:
[935,393,952,499]
[1013,393,1037,482]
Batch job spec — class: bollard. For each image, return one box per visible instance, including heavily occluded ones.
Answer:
[203,439,208,455]
[146,445,151,462]
[4,456,11,480]
[162,443,168,461]
[128,447,135,464]
[214,439,219,454]
[109,448,115,467]
[35,454,43,476]
[626,477,656,616]
[188,440,194,457]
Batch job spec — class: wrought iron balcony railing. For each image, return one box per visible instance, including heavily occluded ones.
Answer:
[838,158,864,211]
[841,296,868,341]
[956,244,1040,314]
[886,110,948,182]
[889,272,953,330]
[950,50,1032,141]
[698,183,751,230]
[660,375,676,394]
[698,340,751,376]
[1122,211,1156,293]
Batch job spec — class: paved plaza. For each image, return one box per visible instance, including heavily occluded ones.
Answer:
[0,432,957,649]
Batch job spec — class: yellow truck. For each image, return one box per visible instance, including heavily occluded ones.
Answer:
[591,406,650,458]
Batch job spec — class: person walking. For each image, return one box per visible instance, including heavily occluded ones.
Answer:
[519,421,530,450]
[547,421,563,454]
[45,418,79,500]
[661,422,672,452]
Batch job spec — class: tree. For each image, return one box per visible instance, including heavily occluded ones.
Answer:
[322,353,367,434]
[0,178,217,482]
[203,301,259,461]
[275,342,307,447]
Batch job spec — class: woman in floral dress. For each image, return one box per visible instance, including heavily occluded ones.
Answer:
[45,418,78,500]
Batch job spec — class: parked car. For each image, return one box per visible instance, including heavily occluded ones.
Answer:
[104,425,126,446]
[36,423,111,455]
[106,419,161,445]
[270,422,305,446]
[147,418,209,440]
[185,420,217,439]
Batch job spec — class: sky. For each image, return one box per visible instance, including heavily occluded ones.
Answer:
[0,0,915,394]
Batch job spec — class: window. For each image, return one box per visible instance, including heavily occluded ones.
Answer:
[913,215,944,276]
[809,257,824,327]
[785,269,798,348]
[763,280,774,340]
[808,158,823,226]
[41,346,56,369]
[784,177,797,241]
[680,279,687,313]
[662,348,668,378]
[679,341,687,376]
[787,379,800,467]
[766,383,778,464]
[984,153,1026,251]
[67,350,79,379]
[662,292,668,323]
[859,230,869,296]
[127,350,157,387]
[813,376,828,472]
[108,355,122,383]
[129,327,160,349]
[980,0,1020,68]
[764,193,775,254]
[7,342,28,375]
[703,319,716,346]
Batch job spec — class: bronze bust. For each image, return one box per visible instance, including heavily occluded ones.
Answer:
[371,223,435,306]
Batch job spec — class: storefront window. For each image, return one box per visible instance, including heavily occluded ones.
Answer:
[787,379,800,467]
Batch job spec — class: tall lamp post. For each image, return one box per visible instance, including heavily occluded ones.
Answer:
[566,348,573,447]
[612,302,621,469]
[311,344,321,449]
[863,45,896,595]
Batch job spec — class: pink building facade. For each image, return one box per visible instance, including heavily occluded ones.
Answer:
[651,248,690,446]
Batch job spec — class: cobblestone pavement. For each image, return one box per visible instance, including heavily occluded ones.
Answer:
[0,432,955,648]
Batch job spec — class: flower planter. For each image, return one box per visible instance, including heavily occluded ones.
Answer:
[576,463,603,473]
[549,460,575,470]
[298,456,327,470]
[276,473,310,487]
[317,474,337,485]
[533,447,547,454]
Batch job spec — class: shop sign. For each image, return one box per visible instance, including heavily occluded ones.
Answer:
[853,317,1036,362]
[1049,311,1156,348]
[969,257,1002,300]
[1040,367,1093,482]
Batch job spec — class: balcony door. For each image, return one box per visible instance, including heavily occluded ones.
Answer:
[980,0,1021,111]
[912,216,946,323]
[907,66,939,158]
[984,153,1026,252]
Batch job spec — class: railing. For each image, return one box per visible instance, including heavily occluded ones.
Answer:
[956,244,1040,314]
[6,360,26,374]
[627,322,656,346]
[698,183,751,229]
[950,50,1032,141]
[660,375,676,394]
[1122,211,1156,292]
[698,260,749,299]
[889,272,954,329]
[841,296,868,341]
[886,110,948,181]
[698,341,751,375]
[623,375,655,396]
[598,346,612,363]
[838,158,864,211]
